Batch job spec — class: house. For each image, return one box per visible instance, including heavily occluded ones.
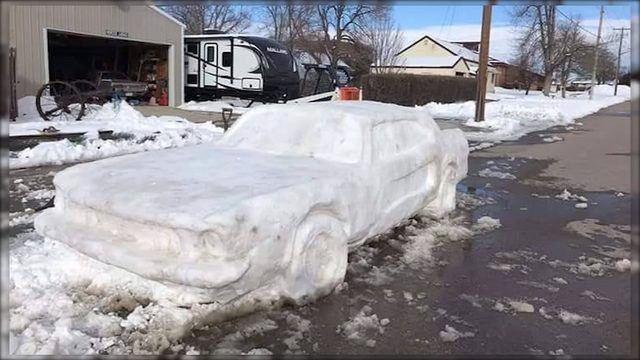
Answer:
[371,34,498,93]
[451,41,480,52]
[2,1,186,107]
[490,60,545,90]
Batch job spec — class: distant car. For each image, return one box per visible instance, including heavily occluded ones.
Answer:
[35,101,468,306]
[94,71,148,97]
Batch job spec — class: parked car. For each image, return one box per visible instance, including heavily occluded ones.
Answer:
[35,101,468,306]
[93,71,148,98]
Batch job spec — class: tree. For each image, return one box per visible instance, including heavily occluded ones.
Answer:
[511,5,565,96]
[573,44,617,84]
[163,4,252,35]
[554,17,587,98]
[511,38,540,95]
[353,9,404,73]
[259,5,315,54]
[310,3,384,69]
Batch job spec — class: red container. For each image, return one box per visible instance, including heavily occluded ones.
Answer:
[339,86,360,100]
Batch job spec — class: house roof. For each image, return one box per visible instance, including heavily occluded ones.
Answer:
[395,55,466,68]
[397,35,482,63]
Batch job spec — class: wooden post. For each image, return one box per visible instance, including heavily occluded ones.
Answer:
[474,2,493,122]
[613,27,630,96]
[589,5,604,100]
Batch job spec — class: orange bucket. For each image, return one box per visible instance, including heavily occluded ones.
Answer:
[338,86,360,100]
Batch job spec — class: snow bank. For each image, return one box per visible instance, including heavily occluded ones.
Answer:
[421,84,631,144]
[10,100,223,168]
[9,233,285,355]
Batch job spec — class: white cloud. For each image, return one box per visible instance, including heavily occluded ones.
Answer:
[400,17,631,69]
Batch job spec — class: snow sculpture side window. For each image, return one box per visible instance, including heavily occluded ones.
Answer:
[372,120,426,161]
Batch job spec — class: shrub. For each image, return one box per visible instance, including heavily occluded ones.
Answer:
[358,73,477,106]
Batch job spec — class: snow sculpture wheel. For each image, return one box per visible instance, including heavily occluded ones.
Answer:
[284,213,348,303]
[36,81,86,121]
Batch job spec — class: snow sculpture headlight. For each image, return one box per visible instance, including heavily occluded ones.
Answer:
[197,230,228,257]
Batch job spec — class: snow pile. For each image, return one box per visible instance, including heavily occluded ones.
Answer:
[178,99,265,114]
[541,135,563,143]
[10,100,223,169]
[439,325,474,342]
[421,84,631,145]
[9,233,284,355]
[555,189,588,202]
[472,216,501,232]
[336,305,387,347]
[615,259,631,272]
[401,216,473,267]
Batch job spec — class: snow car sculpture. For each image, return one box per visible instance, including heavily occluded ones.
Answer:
[35,101,468,305]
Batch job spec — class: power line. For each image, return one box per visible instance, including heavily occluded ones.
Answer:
[556,8,600,38]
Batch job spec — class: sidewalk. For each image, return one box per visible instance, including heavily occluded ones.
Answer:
[475,101,632,193]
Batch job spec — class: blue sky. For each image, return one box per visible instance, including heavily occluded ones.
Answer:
[392,4,633,29]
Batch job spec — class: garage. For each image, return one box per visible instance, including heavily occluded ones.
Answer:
[47,30,171,104]
[2,2,185,111]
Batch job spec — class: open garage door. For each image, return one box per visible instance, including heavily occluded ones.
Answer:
[47,30,171,104]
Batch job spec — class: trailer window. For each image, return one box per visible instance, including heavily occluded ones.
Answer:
[207,47,216,62]
[187,44,198,54]
[222,52,232,67]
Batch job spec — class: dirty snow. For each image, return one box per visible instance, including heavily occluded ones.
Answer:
[10,100,223,169]
[472,216,501,232]
[615,259,631,272]
[336,305,386,347]
[555,189,588,202]
[564,218,630,243]
[178,98,264,114]
[9,232,286,355]
[478,168,517,180]
[422,84,631,145]
[439,325,475,342]
[541,135,563,143]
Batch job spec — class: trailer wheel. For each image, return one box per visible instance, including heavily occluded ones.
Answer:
[36,81,85,121]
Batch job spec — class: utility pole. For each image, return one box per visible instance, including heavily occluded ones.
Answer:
[613,27,630,96]
[589,5,604,100]
[474,1,493,122]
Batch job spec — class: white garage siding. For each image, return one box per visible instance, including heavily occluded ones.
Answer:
[2,2,185,106]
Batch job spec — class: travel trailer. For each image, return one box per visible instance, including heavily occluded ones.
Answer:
[184,34,300,102]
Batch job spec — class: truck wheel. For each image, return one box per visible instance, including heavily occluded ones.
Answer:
[283,213,348,304]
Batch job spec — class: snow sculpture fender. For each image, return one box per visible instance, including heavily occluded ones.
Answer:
[423,128,469,218]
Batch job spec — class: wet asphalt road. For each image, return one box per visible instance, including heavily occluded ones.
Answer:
[7,103,635,356]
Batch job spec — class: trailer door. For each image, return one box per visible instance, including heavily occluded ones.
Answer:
[203,43,218,87]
